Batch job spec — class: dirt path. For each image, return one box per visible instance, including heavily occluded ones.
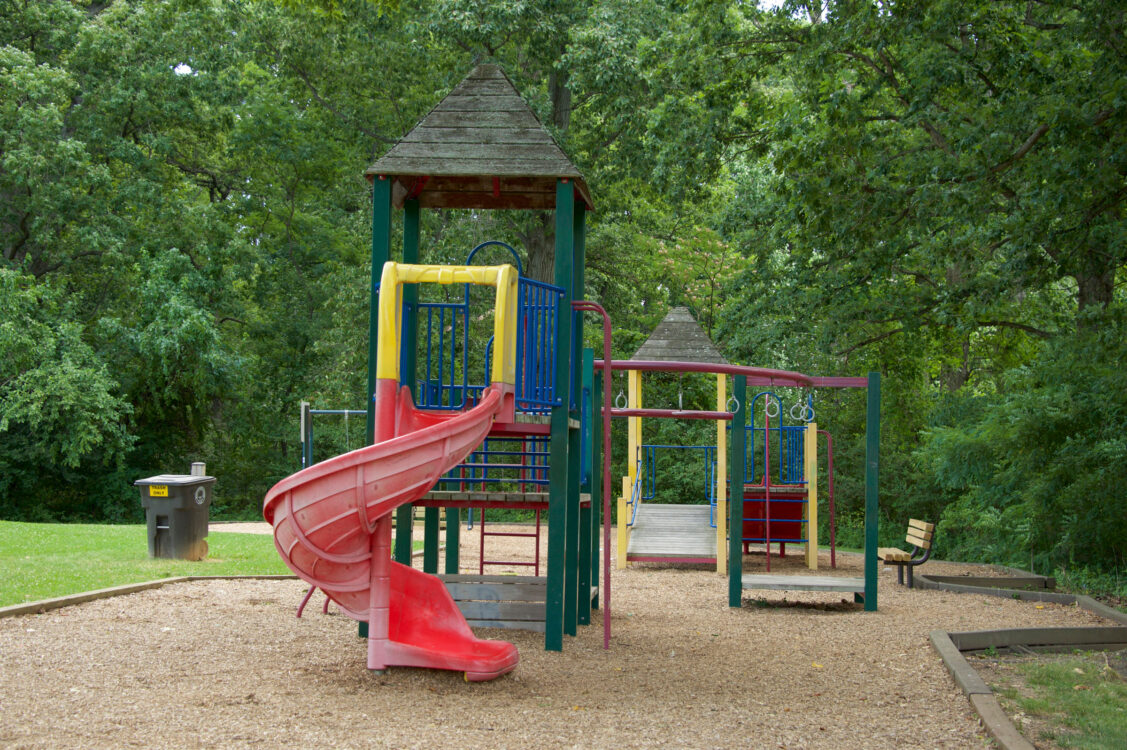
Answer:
[0,526,1111,749]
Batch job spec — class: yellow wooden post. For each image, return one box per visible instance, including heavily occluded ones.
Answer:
[619,369,643,569]
[804,421,819,570]
[715,373,727,574]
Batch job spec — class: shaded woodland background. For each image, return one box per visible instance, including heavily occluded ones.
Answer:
[2,0,1124,587]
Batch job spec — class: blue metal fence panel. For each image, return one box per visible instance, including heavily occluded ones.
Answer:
[515,276,564,412]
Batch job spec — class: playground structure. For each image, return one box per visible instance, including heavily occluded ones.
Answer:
[264,64,610,680]
[601,356,879,606]
[263,63,883,682]
[616,308,838,574]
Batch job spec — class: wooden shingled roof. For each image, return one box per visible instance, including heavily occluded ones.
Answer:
[365,64,593,211]
[631,307,729,365]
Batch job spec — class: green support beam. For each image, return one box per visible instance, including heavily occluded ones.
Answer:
[364,177,392,639]
[729,375,747,608]
[366,177,392,445]
[445,508,460,574]
[591,368,603,611]
[577,349,594,627]
[545,179,575,652]
[394,199,420,565]
[565,422,581,636]
[423,507,440,574]
[561,201,586,637]
[864,371,881,611]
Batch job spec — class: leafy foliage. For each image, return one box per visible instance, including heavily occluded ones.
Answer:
[0,0,1124,586]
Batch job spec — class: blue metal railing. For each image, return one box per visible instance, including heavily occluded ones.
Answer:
[516,276,564,412]
[633,443,719,527]
[417,300,471,410]
[626,451,644,527]
[410,243,565,414]
[742,391,807,485]
[437,435,551,490]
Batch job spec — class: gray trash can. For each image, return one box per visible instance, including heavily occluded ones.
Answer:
[135,474,215,560]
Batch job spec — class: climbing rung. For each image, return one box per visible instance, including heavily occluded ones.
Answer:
[742,537,807,543]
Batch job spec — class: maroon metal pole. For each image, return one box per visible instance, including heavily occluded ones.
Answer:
[594,359,869,389]
[534,509,542,577]
[573,301,614,649]
[479,507,486,575]
[610,408,733,420]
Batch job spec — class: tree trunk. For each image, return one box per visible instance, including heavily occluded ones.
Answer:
[1075,264,1115,331]
[521,211,556,283]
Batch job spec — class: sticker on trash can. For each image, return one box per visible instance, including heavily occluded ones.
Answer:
[150,485,168,497]
[194,487,206,505]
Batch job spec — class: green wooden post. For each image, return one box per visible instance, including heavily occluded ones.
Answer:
[864,371,880,611]
[366,176,392,445]
[545,179,575,651]
[577,349,594,626]
[728,375,746,607]
[423,508,440,574]
[563,202,586,637]
[364,177,393,641]
[445,508,460,574]
[395,199,420,565]
[565,426,581,636]
[591,367,603,611]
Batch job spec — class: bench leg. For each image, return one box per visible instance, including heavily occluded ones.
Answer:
[907,565,914,589]
[896,564,904,586]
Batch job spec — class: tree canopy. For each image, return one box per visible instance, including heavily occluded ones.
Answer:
[1,0,1123,581]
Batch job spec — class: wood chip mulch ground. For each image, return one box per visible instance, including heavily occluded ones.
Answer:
[0,524,1112,749]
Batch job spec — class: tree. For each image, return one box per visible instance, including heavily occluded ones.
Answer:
[0,268,134,519]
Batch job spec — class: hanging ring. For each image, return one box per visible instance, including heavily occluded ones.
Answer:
[726,395,740,413]
[789,402,805,421]
[615,391,628,409]
[764,399,780,419]
[804,405,816,423]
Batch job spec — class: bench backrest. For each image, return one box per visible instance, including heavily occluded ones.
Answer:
[905,519,935,550]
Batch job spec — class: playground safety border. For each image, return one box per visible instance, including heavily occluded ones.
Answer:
[0,575,299,619]
[924,571,1127,750]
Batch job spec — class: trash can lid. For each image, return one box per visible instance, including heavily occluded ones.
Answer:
[135,474,216,486]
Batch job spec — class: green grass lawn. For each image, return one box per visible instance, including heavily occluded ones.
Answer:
[0,521,428,607]
[0,521,290,607]
[992,653,1127,749]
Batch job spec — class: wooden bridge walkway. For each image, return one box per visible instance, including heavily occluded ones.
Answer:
[627,504,716,562]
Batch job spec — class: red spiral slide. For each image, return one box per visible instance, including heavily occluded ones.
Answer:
[263,381,519,681]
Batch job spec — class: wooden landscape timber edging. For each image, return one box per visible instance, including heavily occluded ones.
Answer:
[929,629,1036,750]
[915,573,1127,625]
[0,575,299,619]
[926,568,1127,750]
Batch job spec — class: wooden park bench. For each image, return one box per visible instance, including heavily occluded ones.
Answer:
[878,519,935,588]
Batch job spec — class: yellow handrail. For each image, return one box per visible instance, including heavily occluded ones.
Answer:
[375,262,519,388]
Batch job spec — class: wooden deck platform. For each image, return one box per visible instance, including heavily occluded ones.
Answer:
[742,574,865,593]
[627,504,716,562]
[439,574,597,632]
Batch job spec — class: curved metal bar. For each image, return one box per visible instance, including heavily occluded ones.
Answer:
[466,240,523,274]
[296,585,316,618]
